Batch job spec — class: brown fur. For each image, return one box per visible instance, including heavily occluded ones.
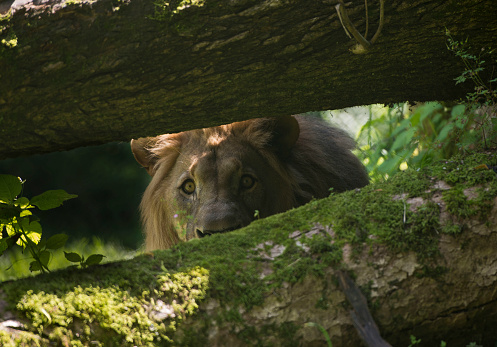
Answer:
[131,115,369,250]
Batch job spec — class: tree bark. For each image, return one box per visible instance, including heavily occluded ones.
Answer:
[0,0,496,159]
[0,157,496,346]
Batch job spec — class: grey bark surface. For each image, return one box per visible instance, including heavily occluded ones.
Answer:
[0,0,496,159]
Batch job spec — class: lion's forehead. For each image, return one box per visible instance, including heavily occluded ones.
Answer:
[178,141,264,181]
[190,151,243,179]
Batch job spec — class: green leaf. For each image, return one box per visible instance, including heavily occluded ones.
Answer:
[0,175,22,203]
[0,239,8,256]
[16,197,31,209]
[377,157,402,175]
[436,123,455,142]
[451,104,465,119]
[391,128,416,152]
[305,322,332,347]
[27,214,40,223]
[14,218,42,248]
[38,250,51,267]
[20,209,32,217]
[64,251,82,263]
[30,190,77,211]
[29,260,43,272]
[3,234,20,249]
[84,254,105,266]
[0,204,22,221]
[46,234,69,250]
[19,219,42,243]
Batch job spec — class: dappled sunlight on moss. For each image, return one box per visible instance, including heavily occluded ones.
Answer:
[5,266,209,346]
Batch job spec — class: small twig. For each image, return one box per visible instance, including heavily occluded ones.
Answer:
[370,0,384,45]
[335,0,385,54]
[335,0,371,52]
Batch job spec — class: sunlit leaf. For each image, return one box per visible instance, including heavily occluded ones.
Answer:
[20,209,32,217]
[17,219,42,246]
[4,224,15,237]
[16,197,31,209]
[0,175,22,204]
[30,190,77,211]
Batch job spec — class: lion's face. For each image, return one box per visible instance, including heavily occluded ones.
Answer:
[131,117,300,249]
[161,137,294,241]
[133,116,369,250]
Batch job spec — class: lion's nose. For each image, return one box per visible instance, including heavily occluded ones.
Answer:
[195,200,248,238]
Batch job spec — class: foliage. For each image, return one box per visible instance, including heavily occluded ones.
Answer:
[446,31,497,148]
[408,335,421,346]
[0,237,136,282]
[356,100,495,182]
[0,174,104,274]
[354,34,496,182]
[356,103,456,181]
[64,251,106,269]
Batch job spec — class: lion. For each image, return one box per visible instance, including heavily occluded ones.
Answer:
[131,115,369,250]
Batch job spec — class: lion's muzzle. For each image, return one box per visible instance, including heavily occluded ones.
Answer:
[194,200,247,238]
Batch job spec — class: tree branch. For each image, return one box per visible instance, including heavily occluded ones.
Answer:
[1,0,496,158]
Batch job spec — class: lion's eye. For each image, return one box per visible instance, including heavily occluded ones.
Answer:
[240,175,256,190]
[181,179,196,194]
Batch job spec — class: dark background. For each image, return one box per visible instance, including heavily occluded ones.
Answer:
[0,142,149,249]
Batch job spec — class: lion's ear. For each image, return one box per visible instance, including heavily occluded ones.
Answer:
[270,115,300,157]
[131,138,158,176]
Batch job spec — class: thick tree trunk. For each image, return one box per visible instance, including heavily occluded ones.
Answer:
[0,0,496,159]
[0,154,496,346]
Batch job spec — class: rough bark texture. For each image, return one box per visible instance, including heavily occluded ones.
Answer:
[0,154,496,346]
[1,0,496,159]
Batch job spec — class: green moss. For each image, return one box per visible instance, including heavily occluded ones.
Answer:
[0,330,42,347]
[430,153,497,186]
[2,152,495,344]
[4,263,209,346]
[0,12,17,52]
[433,153,497,222]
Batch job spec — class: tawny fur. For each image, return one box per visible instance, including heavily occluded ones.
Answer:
[132,115,369,250]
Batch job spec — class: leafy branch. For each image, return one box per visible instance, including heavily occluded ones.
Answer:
[446,30,497,149]
[0,174,105,273]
